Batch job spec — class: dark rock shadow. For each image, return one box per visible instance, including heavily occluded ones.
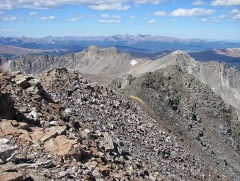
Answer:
[0,91,16,120]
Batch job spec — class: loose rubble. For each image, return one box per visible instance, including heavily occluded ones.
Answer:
[0,68,232,180]
[113,65,240,180]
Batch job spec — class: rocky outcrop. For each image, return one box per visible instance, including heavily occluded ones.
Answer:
[127,50,240,115]
[114,65,240,180]
[172,51,240,112]
[0,56,8,66]
[0,68,229,180]
[3,47,240,114]
[4,46,147,84]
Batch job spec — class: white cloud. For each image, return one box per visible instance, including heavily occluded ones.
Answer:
[0,15,18,21]
[98,19,121,23]
[154,11,167,16]
[29,12,38,16]
[218,14,228,19]
[113,15,121,19]
[134,0,166,4]
[194,17,208,23]
[100,14,109,18]
[66,17,80,21]
[0,3,13,10]
[40,16,56,20]
[0,0,169,10]
[192,0,206,5]
[0,28,19,32]
[213,14,230,22]
[171,8,215,17]
[90,3,130,11]
[148,19,157,23]
[211,0,240,6]
[100,14,121,19]
[129,15,135,18]
[233,14,240,19]
[199,18,207,22]
[231,8,240,13]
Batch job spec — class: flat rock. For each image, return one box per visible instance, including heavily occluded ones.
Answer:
[0,138,18,163]
[103,132,115,151]
[0,172,23,181]
[85,161,98,169]
[0,120,20,136]
[44,135,79,156]
[30,128,43,143]
[40,126,67,142]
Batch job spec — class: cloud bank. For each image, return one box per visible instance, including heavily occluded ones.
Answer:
[171,8,215,17]
[0,0,168,10]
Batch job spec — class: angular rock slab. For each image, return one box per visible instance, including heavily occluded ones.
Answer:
[0,172,23,181]
[44,135,79,157]
[0,138,18,163]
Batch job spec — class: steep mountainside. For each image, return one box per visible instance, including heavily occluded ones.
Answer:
[129,51,240,113]
[0,68,229,180]
[1,46,240,113]
[2,47,240,114]
[112,65,240,180]
[4,46,147,83]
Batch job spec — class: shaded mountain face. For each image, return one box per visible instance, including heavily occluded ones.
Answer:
[0,68,229,180]
[112,65,240,180]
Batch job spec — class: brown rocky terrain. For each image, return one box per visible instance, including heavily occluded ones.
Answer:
[0,68,232,180]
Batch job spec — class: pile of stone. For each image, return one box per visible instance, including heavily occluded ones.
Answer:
[114,65,240,180]
[0,68,228,180]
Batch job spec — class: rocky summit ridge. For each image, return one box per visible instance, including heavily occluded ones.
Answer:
[1,46,240,180]
[0,67,234,181]
[1,46,147,82]
[128,50,240,114]
[2,47,240,112]
[112,65,240,180]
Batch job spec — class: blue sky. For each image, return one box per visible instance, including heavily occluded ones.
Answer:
[0,0,240,40]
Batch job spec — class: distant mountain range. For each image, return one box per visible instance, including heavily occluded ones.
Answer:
[1,35,240,54]
[0,45,68,58]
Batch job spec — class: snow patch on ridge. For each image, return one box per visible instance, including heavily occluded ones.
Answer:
[131,60,137,66]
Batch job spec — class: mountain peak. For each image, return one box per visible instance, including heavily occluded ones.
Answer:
[81,46,120,57]
[170,50,192,59]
